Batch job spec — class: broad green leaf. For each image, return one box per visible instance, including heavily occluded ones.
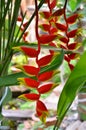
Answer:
[68,0,82,12]
[0,72,28,87]
[56,51,86,129]
[40,50,64,74]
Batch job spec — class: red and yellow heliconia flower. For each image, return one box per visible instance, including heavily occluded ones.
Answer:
[67,29,78,38]
[18,65,40,76]
[58,34,69,44]
[40,11,51,19]
[36,100,49,123]
[38,34,57,44]
[55,23,67,32]
[13,46,38,58]
[18,78,40,89]
[39,24,51,32]
[52,8,64,17]
[38,54,54,67]
[37,83,58,94]
[66,14,81,24]
[50,0,57,10]
[19,93,40,101]
[38,70,59,81]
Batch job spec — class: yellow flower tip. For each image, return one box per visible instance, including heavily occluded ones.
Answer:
[52,83,60,89]
[54,70,60,75]
[18,94,26,100]
[17,78,25,85]
[16,65,23,71]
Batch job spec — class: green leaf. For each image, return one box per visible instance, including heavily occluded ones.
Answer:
[56,51,86,128]
[40,50,64,74]
[68,0,82,12]
[0,72,28,87]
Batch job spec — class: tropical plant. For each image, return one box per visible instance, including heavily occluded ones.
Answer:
[0,0,86,129]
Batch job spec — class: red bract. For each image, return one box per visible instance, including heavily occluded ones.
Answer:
[21,65,40,76]
[18,78,39,89]
[38,54,53,67]
[55,23,67,31]
[36,100,48,112]
[36,109,48,123]
[38,71,54,81]
[40,11,51,19]
[52,8,64,17]
[37,83,55,94]
[40,24,51,31]
[58,35,69,43]
[19,93,40,101]
[50,0,57,10]
[38,34,57,44]
[20,46,38,57]
[66,14,78,24]
[67,29,77,38]
[68,53,77,59]
[68,43,77,50]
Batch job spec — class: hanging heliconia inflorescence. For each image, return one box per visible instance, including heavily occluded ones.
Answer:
[15,0,82,122]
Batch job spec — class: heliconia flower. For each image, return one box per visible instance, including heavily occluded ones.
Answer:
[36,109,47,123]
[19,93,40,101]
[68,43,81,50]
[64,55,70,62]
[40,11,51,19]
[38,71,57,81]
[58,35,69,43]
[68,53,79,59]
[52,8,64,17]
[36,100,48,116]
[67,29,77,38]
[66,14,78,24]
[68,43,77,50]
[36,100,48,122]
[37,83,58,94]
[18,78,40,89]
[18,65,40,76]
[13,46,38,58]
[39,24,51,32]
[50,0,57,10]
[38,54,53,67]
[38,34,57,44]
[55,23,67,31]
[68,63,74,70]
[17,16,22,21]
